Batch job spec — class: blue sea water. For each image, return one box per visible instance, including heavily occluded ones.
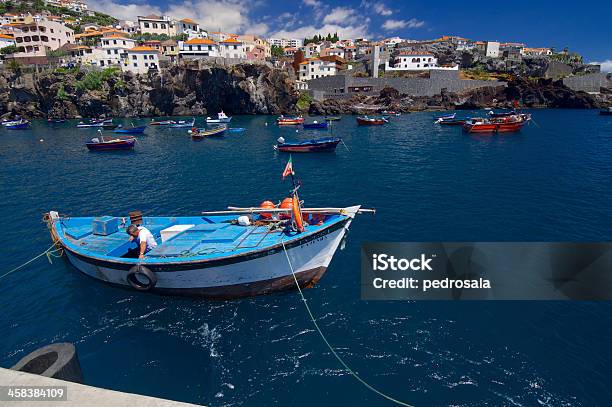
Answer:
[0,110,611,406]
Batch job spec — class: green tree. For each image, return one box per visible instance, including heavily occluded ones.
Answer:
[271,45,284,58]
[6,59,21,75]
[0,45,17,55]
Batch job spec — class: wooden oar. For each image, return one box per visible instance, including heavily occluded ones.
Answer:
[202,207,375,215]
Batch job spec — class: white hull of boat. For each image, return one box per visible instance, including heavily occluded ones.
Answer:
[63,220,351,297]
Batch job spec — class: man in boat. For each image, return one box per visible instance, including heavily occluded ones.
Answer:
[126,224,157,259]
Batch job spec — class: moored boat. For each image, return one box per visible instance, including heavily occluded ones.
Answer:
[190,125,227,140]
[381,110,401,116]
[488,110,516,118]
[85,135,136,150]
[114,125,147,134]
[277,116,304,126]
[599,107,612,116]
[462,114,529,134]
[43,162,373,298]
[206,111,232,123]
[77,118,113,128]
[47,118,66,124]
[434,113,465,125]
[3,119,30,129]
[325,116,341,121]
[356,116,388,125]
[149,119,177,126]
[274,136,341,152]
[303,121,328,130]
[170,118,195,128]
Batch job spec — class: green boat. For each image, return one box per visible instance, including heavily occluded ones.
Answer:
[325,116,342,121]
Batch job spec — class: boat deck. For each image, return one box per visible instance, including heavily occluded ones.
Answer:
[56,214,342,263]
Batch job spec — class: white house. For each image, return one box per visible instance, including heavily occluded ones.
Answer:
[218,37,245,59]
[174,18,199,34]
[268,38,301,48]
[94,34,135,67]
[12,18,74,60]
[137,15,173,36]
[178,38,219,57]
[384,51,458,71]
[123,46,159,74]
[300,42,321,58]
[485,41,500,58]
[321,48,345,58]
[298,58,337,80]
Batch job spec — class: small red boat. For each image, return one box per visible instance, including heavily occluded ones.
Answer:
[356,116,388,125]
[277,116,305,126]
[463,114,530,134]
[86,136,136,150]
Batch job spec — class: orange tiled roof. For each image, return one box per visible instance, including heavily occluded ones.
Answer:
[180,18,197,24]
[220,37,241,43]
[128,46,158,52]
[104,34,131,40]
[0,34,14,39]
[185,38,215,45]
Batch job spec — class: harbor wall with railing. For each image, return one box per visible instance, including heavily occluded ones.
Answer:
[306,70,506,100]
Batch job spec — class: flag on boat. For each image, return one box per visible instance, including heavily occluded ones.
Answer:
[282,155,294,179]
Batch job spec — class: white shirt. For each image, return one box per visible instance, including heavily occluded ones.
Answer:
[137,226,158,251]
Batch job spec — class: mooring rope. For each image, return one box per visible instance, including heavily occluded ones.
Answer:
[0,243,62,281]
[280,240,415,407]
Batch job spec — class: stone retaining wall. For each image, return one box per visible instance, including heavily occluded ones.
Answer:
[307,70,506,100]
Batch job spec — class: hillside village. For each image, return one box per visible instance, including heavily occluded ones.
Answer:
[0,0,609,117]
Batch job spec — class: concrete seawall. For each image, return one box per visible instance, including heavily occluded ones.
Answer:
[0,368,204,406]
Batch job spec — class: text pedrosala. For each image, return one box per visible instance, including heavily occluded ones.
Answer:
[371,254,491,292]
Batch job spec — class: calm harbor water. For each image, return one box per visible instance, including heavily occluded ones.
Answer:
[1,110,611,406]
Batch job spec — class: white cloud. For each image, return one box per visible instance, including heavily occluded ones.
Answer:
[323,7,357,25]
[88,0,160,21]
[88,0,267,35]
[302,0,322,7]
[271,23,369,41]
[592,60,612,72]
[373,4,392,16]
[382,18,424,31]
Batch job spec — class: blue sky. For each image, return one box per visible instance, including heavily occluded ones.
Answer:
[90,0,611,65]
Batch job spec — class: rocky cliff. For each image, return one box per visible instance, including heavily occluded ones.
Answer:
[0,63,299,119]
[307,76,606,115]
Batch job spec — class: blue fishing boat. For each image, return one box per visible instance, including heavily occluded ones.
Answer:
[44,202,370,297]
[4,119,30,129]
[274,136,341,153]
[47,118,66,124]
[114,125,147,134]
[303,121,328,130]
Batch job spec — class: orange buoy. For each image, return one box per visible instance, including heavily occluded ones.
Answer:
[279,197,293,219]
[292,196,304,232]
[259,200,275,219]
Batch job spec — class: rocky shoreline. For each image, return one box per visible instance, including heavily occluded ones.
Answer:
[0,64,608,120]
[307,77,606,116]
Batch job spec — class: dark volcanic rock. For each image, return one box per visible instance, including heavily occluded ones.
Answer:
[0,63,299,119]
